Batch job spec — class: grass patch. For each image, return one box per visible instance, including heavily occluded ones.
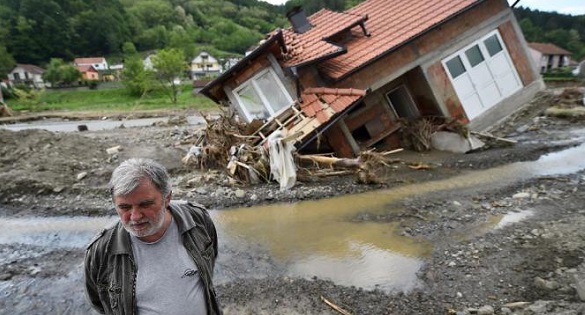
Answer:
[8,84,218,113]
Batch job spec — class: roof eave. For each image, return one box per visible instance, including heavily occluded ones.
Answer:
[199,30,286,103]
[329,0,489,82]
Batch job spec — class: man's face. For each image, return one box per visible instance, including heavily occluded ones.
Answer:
[114,178,171,242]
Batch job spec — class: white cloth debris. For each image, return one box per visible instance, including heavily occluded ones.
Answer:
[267,131,297,190]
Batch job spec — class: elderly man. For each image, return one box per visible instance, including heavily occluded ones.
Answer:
[85,158,221,314]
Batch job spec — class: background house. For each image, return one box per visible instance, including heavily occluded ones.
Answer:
[143,53,156,70]
[190,52,221,79]
[201,0,543,157]
[7,64,46,88]
[528,42,572,73]
[74,57,108,71]
[76,65,99,81]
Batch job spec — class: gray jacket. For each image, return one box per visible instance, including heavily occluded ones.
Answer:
[84,201,221,315]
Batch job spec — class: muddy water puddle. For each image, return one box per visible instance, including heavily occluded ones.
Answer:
[1,142,584,292]
[214,142,585,291]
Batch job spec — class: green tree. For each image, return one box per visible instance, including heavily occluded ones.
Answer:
[43,58,81,86]
[519,18,543,42]
[151,48,185,103]
[0,45,16,78]
[122,42,138,55]
[169,27,196,59]
[61,65,82,85]
[121,55,155,97]
[43,58,66,86]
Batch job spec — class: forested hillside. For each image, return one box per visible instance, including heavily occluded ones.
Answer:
[514,6,585,61]
[0,0,583,78]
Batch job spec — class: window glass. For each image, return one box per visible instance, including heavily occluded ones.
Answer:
[484,34,503,57]
[256,71,290,113]
[237,84,269,119]
[446,56,466,78]
[465,45,485,67]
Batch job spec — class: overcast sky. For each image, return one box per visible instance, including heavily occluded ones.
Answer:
[259,0,585,15]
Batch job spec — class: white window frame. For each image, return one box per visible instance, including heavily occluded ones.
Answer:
[233,67,293,121]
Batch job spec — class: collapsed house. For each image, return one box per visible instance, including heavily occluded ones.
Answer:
[200,0,543,158]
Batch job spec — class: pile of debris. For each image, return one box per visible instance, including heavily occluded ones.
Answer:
[545,87,585,119]
[181,110,405,189]
[181,112,515,189]
[0,103,12,117]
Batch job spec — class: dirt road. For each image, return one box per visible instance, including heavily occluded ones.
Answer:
[1,89,584,314]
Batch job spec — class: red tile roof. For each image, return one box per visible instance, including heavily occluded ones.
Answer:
[76,65,98,73]
[74,57,106,65]
[528,43,572,56]
[282,0,483,79]
[281,9,368,67]
[299,87,366,123]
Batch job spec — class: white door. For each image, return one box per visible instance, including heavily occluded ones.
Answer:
[443,30,522,120]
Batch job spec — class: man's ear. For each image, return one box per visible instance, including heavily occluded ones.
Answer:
[165,191,172,206]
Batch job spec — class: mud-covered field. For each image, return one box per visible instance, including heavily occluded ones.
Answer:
[1,89,585,314]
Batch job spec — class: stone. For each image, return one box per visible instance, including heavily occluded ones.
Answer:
[28,266,41,276]
[575,273,585,301]
[477,305,494,315]
[0,272,13,280]
[235,189,246,198]
[534,277,560,290]
[513,192,531,199]
[106,145,122,155]
[76,171,88,181]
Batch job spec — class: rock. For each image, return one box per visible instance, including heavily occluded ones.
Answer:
[513,192,531,199]
[503,302,530,310]
[525,301,553,313]
[76,171,88,181]
[235,189,246,198]
[0,272,13,280]
[53,186,65,193]
[195,187,208,195]
[534,277,560,290]
[477,305,494,315]
[250,194,258,201]
[500,307,512,315]
[28,266,42,276]
[448,261,457,267]
[575,273,585,301]
[106,145,122,155]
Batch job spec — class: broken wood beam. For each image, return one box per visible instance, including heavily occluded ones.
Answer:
[320,296,352,315]
[470,131,517,144]
[297,154,361,169]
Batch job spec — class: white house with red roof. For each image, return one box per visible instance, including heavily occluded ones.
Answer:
[73,57,108,71]
[7,64,46,88]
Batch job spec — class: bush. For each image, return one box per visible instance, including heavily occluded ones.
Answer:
[543,67,574,79]
[88,81,99,90]
[1,84,16,100]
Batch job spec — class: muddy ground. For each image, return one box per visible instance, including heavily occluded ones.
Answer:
[1,88,585,314]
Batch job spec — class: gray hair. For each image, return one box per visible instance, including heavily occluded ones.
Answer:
[109,158,172,198]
